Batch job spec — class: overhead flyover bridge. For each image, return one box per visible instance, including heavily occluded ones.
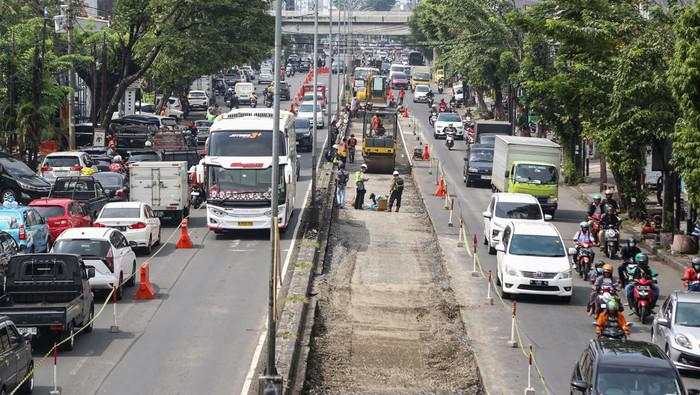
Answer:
[281,10,412,36]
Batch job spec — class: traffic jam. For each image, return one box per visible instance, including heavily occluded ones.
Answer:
[0,55,330,393]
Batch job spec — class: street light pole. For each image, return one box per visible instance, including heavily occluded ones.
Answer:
[65,0,77,150]
[335,5,341,115]
[327,4,333,130]
[259,0,284,392]
[311,0,319,220]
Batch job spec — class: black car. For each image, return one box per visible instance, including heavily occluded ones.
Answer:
[0,231,19,270]
[195,120,213,145]
[295,118,313,152]
[571,339,689,394]
[126,150,161,163]
[93,172,129,201]
[0,316,33,393]
[463,144,494,187]
[279,81,291,101]
[0,152,51,204]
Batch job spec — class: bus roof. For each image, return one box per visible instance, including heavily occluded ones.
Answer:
[210,109,295,133]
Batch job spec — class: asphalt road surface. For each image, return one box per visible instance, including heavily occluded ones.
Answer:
[402,88,700,393]
[30,71,338,395]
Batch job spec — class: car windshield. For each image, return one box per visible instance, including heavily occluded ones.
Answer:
[469,149,494,162]
[300,104,317,112]
[195,120,212,127]
[514,164,558,185]
[189,92,206,98]
[438,113,461,122]
[208,130,287,156]
[0,157,37,177]
[393,73,406,80]
[675,302,700,327]
[53,239,111,258]
[508,235,565,257]
[495,202,542,220]
[32,206,65,219]
[415,85,429,92]
[596,366,682,395]
[295,119,311,129]
[99,207,140,219]
[93,172,125,187]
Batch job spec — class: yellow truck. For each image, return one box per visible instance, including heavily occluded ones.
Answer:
[411,66,432,90]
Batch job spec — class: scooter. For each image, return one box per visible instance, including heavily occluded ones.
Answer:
[620,260,637,288]
[570,242,595,278]
[190,185,206,209]
[603,225,620,259]
[428,112,438,127]
[445,132,455,150]
[631,277,655,324]
[437,82,444,94]
[250,97,258,108]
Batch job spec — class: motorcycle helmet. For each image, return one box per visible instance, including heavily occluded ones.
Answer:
[579,221,590,230]
[606,298,620,313]
[592,194,602,202]
[692,257,700,272]
[626,238,636,248]
[603,263,613,274]
[634,252,649,266]
[144,140,152,147]
[112,155,123,163]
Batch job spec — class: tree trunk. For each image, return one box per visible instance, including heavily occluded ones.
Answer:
[493,88,505,120]
[662,170,675,233]
[475,88,487,112]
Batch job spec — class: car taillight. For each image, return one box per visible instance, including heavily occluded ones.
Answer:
[55,219,70,227]
[41,164,51,172]
[129,222,146,229]
[18,224,26,240]
[71,164,82,171]
[93,223,105,227]
[105,250,114,272]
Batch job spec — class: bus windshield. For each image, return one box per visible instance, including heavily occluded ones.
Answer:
[207,165,285,204]
[208,130,287,157]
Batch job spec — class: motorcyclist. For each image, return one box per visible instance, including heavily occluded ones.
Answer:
[444,126,456,149]
[620,238,641,262]
[589,263,618,315]
[109,155,125,173]
[587,194,605,217]
[625,253,659,308]
[682,257,700,292]
[438,98,447,112]
[426,91,435,107]
[250,92,258,107]
[595,298,630,338]
[602,189,619,213]
[573,221,596,262]
[598,205,621,245]
[587,260,606,283]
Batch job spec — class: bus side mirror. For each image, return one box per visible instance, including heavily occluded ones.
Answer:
[505,171,510,178]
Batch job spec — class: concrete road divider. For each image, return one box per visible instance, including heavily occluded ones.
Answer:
[176,218,193,248]
[135,263,156,300]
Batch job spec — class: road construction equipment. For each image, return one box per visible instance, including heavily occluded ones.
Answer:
[362,108,397,173]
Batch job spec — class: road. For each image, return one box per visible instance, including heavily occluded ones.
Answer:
[30,70,339,394]
[401,89,700,393]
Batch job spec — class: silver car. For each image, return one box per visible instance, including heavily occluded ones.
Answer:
[651,290,700,371]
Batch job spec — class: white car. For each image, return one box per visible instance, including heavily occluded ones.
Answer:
[413,84,431,103]
[259,70,273,84]
[302,93,326,109]
[495,221,573,301]
[297,101,325,128]
[40,152,96,183]
[95,202,161,255]
[483,193,551,255]
[51,227,137,299]
[187,90,210,110]
[434,112,465,139]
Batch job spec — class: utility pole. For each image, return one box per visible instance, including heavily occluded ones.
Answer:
[311,0,319,221]
[335,5,341,115]
[327,4,333,130]
[65,0,77,150]
[259,0,284,393]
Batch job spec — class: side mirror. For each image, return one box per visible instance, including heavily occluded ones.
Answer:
[482,211,491,219]
[570,380,588,391]
[544,214,552,221]
[657,318,671,328]
[505,171,510,178]
[87,266,95,278]
[129,241,138,248]
[495,243,506,252]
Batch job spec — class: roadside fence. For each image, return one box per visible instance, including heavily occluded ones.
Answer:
[10,217,189,395]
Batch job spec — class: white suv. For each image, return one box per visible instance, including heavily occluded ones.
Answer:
[40,152,96,183]
[434,112,465,139]
[51,227,137,299]
[495,221,573,302]
[483,193,551,255]
[187,90,210,110]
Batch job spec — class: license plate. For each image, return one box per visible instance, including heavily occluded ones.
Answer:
[481,175,492,180]
[110,226,127,231]
[530,280,548,286]
[238,221,253,227]
[18,327,37,336]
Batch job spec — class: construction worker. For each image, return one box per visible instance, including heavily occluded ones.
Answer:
[347,134,358,163]
[388,170,404,212]
[336,163,349,208]
[354,164,368,209]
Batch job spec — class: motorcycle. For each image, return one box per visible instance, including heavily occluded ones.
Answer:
[571,242,594,278]
[589,213,602,242]
[250,97,258,108]
[595,314,628,340]
[445,132,455,150]
[631,277,655,324]
[620,260,637,288]
[190,185,205,209]
[603,225,620,259]
[438,82,444,94]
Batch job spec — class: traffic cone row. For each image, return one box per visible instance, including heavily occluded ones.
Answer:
[435,176,447,198]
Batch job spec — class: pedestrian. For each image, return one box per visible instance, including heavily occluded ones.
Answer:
[388,170,404,212]
[347,134,357,163]
[354,164,368,209]
[399,88,405,105]
[336,137,348,164]
[350,97,359,118]
[336,163,349,208]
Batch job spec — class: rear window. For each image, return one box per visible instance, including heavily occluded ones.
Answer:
[160,117,177,127]
[53,239,111,258]
[23,259,66,277]
[495,202,542,220]
[0,216,19,228]
[99,207,140,219]
[32,206,65,219]
[189,92,206,98]
[128,152,160,162]
[415,85,429,92]
[93,172,125,187]
[393,73,406,79]
[45,156,80,167]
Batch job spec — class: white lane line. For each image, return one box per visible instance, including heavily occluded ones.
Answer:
[239,106,331,395]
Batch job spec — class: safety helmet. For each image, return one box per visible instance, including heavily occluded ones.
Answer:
[634,252,649,266]
[112,155,122,163]
[393,170,399,176]
[593,194,602,201]
[144,141,152,147]
[603,264,613,274]
[361,164,367,169]
[580,221,590,229]
[606,298,620,313]
[692,257,700,271]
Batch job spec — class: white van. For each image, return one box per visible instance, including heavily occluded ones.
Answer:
[235,82,255,104]
[389,64,405,79]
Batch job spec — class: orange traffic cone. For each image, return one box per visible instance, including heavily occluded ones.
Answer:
[135,264,156,300]
[422,144,430,160]
[435,176,447,197]
[176,218,193,249]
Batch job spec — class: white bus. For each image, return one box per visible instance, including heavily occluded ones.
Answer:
[203,109,298,232]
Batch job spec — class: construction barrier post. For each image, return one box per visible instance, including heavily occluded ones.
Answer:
[524,345,536,395]
[457,219,464,247]
[508,301,518,348]
[486,270,494,305]
[110,286,119,333]
[50,345,60,395]
[447,196,454,226]
[471,234,480,277]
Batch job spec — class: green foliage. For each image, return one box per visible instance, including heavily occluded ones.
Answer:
[361,0,396,11]
[670,1,700,207]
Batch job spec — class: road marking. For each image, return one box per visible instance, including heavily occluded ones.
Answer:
[239,103,331,395]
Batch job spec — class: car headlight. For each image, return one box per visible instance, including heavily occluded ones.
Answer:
[18,182,44,191]
[468,167,479,173]
[557,270,572,279]
[264,209,272,216]
[506,265,521,277]
[675,334,692,349]
[210,208,226,217]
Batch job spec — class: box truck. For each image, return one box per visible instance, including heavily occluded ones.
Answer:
[492,136,562,215]
[129,161,190,222]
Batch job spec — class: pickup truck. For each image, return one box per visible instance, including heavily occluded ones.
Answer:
[153,131,200,169]
[49,176,111,219]
[0,254,95,350]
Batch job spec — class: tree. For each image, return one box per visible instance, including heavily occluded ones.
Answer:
[361,0,396,11]
[670,1,700,209]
